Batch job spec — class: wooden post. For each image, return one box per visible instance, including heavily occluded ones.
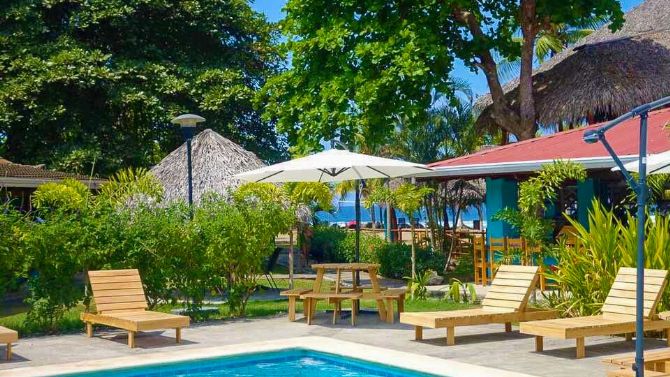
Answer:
[415,326,423,340]
[505,322,512,332]
[576,337,585,359]
[6,343,11,360]
[666,328,670,346]
[288,296,296,321]
[535,336,543,352]
[176,328,181,343]
[626,333,633,342]
[385,298,394,324]
[128,331,136,348]
[351,300,357,326]
[446,326,455,345]
[86,322,93,337]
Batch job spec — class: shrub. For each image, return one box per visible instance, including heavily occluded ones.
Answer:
[376,243,445,279]
[337,232,386,263]
[546,199,670,317]
[310,225,347,262]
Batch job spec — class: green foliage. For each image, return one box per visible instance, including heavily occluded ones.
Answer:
[98,168,164,207]
[446,279,477,304]
[0,206,26,297]
[546,200,670,317]
[376,243,445,280]
[309,225,348,262]
[260,1,456,153]
[494,160,586,246]
[197,194,293,316]
[32,179,92,213]
[0,0,285,174]
[407,270,431,301]
[261,0,623,148]
[1,175,294,331]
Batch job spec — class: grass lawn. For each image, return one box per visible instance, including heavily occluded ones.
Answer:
[0,278,473,336]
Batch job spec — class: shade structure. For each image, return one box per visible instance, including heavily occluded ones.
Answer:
[235,149,431,285]
[618,150,670,174]
[234,149,432,183]
[151,129,265,204]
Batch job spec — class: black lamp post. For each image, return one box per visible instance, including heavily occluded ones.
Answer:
[583,96,670,377]
[171,114,205,206]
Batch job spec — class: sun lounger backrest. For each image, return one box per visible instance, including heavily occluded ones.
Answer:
[88,269,148,314]
[482,265,539,312]
[602,267,668,319]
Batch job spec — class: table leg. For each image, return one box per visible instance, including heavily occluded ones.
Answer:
[368,267,386,321]
[351,270,359,315]
[335,269,341,293]
[311,268,325,316]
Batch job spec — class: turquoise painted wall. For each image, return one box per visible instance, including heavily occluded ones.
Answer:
[485,178,519,240]
[577,178,597,229]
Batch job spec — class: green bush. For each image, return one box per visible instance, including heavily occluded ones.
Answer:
[309,226,386,263]
[376,243,445,279]
[546,199,670,317]
[310,225,347,262]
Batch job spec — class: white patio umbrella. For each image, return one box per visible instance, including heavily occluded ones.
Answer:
[617,150,670,174]
[235,149,431,183]
[235,148,432,285]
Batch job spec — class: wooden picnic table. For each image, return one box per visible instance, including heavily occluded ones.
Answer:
[310,263,387,321]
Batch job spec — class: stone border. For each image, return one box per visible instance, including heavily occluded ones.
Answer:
[4,336,537,377]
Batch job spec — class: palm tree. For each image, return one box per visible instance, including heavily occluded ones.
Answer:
[498,17,606,81]
[393,183,433,280]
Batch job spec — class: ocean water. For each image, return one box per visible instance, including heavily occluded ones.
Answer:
[316,203,484,226]
[62,349,442,377]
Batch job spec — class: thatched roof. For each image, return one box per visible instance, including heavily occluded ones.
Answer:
[474,0,670,128]
[0,158,105,188]
[150,129,265,204]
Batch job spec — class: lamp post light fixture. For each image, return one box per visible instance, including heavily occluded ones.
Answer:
[171,114,205,206]
[583,96,670,377]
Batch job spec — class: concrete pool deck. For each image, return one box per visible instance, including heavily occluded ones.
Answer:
[0,312,665,377]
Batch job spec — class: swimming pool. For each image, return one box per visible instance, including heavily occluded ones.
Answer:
[62,348,440,377]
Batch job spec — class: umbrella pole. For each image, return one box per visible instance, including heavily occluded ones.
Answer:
[634,113,648,377]
[355,180,361,286]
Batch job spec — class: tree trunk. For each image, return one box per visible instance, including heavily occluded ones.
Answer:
[517,0,539,141]
[288,230,294,289]
[411,222,417,280]
[452,7,536,140]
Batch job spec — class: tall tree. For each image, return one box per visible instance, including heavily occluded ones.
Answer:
[260,0,623,148]
[0,0,286,175]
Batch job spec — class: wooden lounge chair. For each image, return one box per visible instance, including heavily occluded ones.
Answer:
[81,269,190,348]
[0,326,18,360]
[400,265,557,345]
[603,348,670,377]
[520,267,670,359]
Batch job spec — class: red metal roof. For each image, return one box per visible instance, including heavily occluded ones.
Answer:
[430,108,670,173]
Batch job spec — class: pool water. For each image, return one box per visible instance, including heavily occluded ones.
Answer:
[63,348,442,377]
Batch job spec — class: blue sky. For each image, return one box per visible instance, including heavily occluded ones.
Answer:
[251,0,645,96]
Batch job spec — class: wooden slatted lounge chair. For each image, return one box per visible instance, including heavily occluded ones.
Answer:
[400,265,557,345]
[81,269,190,348]
[0,326,18,360]
[520,267,670,359]
[603,348,670,376]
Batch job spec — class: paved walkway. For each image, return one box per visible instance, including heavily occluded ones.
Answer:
[0,312,661,376]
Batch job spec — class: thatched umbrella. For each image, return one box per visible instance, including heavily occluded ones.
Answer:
[475,0,670,128]
[151,129,265,204]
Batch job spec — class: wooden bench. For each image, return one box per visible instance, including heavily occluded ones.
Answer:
[279,288,312,321]
[81,269,190,348]
[0,326,18,360]
[377,288,406,324]
[300,292,362,325]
